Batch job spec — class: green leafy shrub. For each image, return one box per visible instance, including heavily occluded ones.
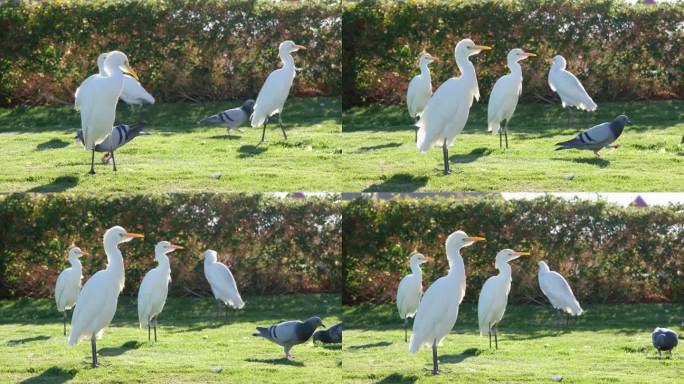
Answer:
[342,0,684,108]
[342,196,684,305]
[0,193,341,298]
[0,0,341,107]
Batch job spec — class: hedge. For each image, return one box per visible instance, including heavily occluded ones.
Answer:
[342,196,684,305]
[0,0,341,107]
[0,193,341,299]
[342,0,684,108]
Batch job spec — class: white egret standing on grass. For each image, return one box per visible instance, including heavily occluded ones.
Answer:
[487,49,536,149]
[547,55,597,126]
[251,40,306,143]
[416,39,490,175]
[137,241,183,342]
[537,261,583,325]
[409,231,485,375]
[55,246,90,336]
[203,250,245,321]
[68,226,144,368]
[407,51,437,141]
[477,249,529,349]
[75,51,139,175]
[396,252,432,342]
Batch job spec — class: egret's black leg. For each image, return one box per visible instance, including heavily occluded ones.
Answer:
[494,326,499,350]
[215,300,221,320]
[414,116,420,143]
[148,317,151,342]
[504,121,509,149]
[110,152,117,172]
[404,318,408,343]
[278,114,287,140]
[260,119,268,143]
[488,327,492,349]
[499,126,503,149]
[443,143,449,175]
[89,150,96,175]
[91,334,98,368]
[432,339,439,375]
[566,313,570,327]
[63,310,67,336]
[154,317,157,342]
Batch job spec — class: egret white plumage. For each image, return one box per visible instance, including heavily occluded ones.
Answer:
[75,51,139,174]
[477,249,528,349]
[137,241,182,342]
[251,40,305,143]
[487,49,536,148]
[537,261,583,325]
[396,252,431,342]
[55,246,90,336]
[409,231,485,375]
[203,250,245,320]
[407,52,437,141]
[416,39,490,175]
[68,226,144,367]
[547,55,597,125]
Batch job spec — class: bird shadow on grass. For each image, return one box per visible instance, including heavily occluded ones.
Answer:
[19,366,77,384]
[375,373,418,383]
[450,147,494,164]
[7,335,50,346]
[207,134,241,140]
[552,157,610,168]
[98,340,142,356]
[171,321,226,334]
[504,329,569,341]
[245,357,305,367]
[439,347,481,365]
[36,138,71,151]
[237,144,268,158]
[316,344,342,350]
[363,174,428,192]
[348,341,392,350]
[357,142,403,152]
[26,176,79,193]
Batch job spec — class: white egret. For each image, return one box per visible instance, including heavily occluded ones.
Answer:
[409,231,485,375]
[487,49,536,148]
[203,250,245,320]
[137,241,182,342]
[251,40,306,143]
[407,51,437,141]
[68,226,144,367]
[416,39,490,175]
[75,51,139,174]
[477,249,529,349]
[547,55,597,125]
[537,261,583,325]
[55,246,90,336]
[396,252,432,342]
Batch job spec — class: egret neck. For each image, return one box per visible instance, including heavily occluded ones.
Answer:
[456,51,479,102]
[104,238,126,293]
[495,258,513,282]
[507,57,523,83]
[280,51,296,71]
[419,59,431,82]
[409,258,424,277]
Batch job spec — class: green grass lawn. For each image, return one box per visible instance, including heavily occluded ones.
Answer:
[0,293,341,383]
[343,303,683,383]
[0,97,342,193]
[341,100,684,191]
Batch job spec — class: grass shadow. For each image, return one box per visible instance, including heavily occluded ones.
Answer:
[98,340,142,356]
[245,357,305,367]
[172,321,225,334]
[358,143,403,152]
[450,147,493,164]
[207,134,242,140]
[7,335,50,346]
[237,145,268,158]
[375,373,418,383]
[363,174,428,192]
[26,176,79,193]
[553,157,610,168]
[19,366,77,384]
[36,138,70,151]
[439,347,481,365]
[348,341,392,349]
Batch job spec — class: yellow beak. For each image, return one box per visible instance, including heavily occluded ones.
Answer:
[465,236,486,242]
[123,64,139,81]
[171,244,184,250]
[294,45,306,50]
[472,45,491,51]
[523,52,537,58]
[126,232,145,239]
[514,251,530,256]
[80,250,92,257]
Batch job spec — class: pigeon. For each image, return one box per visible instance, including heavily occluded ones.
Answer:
[76,123,149,170]
[312,322,342,344]
[652,327,678,359]
[555,115,631,157]
[253,316,325,358]
[199,99,255,133]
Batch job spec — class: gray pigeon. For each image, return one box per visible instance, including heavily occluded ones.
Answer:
[652,327,678,359]
[312,322,342,344]
[200,99,255,133]
[555,115,631,157]
[76,123,149,171]
[253,316,325,358]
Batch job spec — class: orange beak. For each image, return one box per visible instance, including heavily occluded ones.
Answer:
[126,232,145,239]
[465,236,486,242]
[79,250,92,257]
[523,52,537,58]
[472,45,491,51]
[294,45,306,50]
[513,251,530,257]
[170,244,184,250]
